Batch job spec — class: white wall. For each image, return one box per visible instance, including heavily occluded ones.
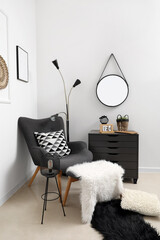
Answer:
[0,0,37,206]
[36,0,160,170]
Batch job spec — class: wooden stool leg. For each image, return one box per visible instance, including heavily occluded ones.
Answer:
[28,166,40,187]
[57,170,62,200]
[63,177,79,206]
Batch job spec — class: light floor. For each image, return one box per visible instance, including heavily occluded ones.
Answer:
[0,172,160,240]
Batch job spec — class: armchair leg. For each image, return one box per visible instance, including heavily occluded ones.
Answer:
[57,170,62,200]
[63,177,79,206]
[28,166,40,187]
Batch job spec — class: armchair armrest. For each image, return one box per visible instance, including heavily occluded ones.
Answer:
[32,146,60,169]
[67,141,87,153]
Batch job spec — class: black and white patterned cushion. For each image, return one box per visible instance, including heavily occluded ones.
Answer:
[34,130,71,157]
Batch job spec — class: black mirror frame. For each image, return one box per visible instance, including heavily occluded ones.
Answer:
[96,74,129,107]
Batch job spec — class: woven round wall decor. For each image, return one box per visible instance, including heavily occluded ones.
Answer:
[0,55,9,89]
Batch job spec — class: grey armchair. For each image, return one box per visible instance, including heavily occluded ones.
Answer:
[18,115,93,190]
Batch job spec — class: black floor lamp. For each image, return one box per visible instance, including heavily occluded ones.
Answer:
[52,60,81,142]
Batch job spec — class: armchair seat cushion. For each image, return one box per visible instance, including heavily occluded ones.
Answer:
[60,148,92,173]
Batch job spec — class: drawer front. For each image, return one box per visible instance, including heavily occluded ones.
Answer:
[92,153,138,162]
[90,146,137,154]
[89,134,138,142]
[89,141,137,148]
[124,169,138,178]
[112,161,138,169]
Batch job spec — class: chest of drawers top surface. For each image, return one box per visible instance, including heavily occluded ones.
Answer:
[89,130,138,142]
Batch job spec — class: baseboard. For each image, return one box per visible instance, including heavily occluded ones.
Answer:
[139,167,160,172]
[0,170,34,207]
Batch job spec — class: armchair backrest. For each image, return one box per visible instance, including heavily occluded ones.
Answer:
[18,115,64,165]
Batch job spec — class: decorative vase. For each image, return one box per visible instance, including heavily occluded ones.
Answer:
[121,115,129,131]
[116,114,129,131]
[116,114,122,131]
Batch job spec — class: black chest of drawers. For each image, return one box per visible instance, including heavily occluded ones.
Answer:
[88,130,139,184]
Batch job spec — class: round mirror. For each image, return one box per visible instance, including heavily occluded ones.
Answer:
[96,74,129,107]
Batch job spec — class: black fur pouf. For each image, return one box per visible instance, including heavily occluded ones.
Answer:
[91,199,160,240]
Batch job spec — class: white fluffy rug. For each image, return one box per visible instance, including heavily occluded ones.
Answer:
[121,188,160,216]
[67,160,124,223]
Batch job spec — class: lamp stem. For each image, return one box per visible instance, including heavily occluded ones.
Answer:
[66,103,69,141]
[67,87,73,119]
[58,69,70,141]
[66,119,69,142]
[58,69,68,106]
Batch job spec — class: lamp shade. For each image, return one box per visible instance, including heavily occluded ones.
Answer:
[52,59,59,69]
[73,79,81,88]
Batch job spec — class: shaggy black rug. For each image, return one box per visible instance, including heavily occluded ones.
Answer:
[91,199,160,240]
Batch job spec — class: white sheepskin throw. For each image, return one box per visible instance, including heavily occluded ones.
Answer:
[66,160,124,223]
[121,188,160,216]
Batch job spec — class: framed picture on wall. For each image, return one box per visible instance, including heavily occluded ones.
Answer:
[16,46,28,82]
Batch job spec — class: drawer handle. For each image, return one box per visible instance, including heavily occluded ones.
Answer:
[108,147,119,149]
[108,141,118,143]
[108,135,118,137]
[108,153,118,155]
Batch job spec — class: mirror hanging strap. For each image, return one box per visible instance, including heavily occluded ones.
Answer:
[99,53,126,80]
